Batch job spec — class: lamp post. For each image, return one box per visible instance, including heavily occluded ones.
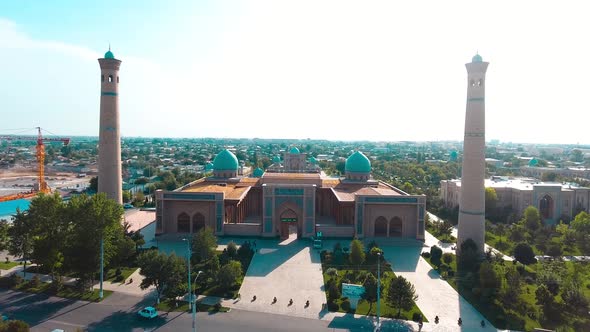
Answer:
[376,251,381,331]
[99,237,104,299]
[183,238,192,311]
[192,270,203,332]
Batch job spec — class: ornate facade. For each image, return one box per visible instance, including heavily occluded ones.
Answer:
[156,148,426,240]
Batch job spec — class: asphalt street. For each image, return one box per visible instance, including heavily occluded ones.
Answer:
[0,289,410,332]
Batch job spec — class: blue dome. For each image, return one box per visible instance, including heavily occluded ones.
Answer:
[272,155,281,163]
[105,50,115,59]
[345,151,371,173]
[213,149,239,171]
[472,53,483,63]
[529,158,538,167]
[309,156,318,164]
[253,168,264,177]
[289,147,300,154]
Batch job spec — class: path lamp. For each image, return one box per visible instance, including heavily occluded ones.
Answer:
[192,270,203,332]
[376,251,381,331]
[183,238,192,310]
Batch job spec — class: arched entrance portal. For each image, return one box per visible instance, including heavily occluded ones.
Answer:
[374,216,388,236]
[540,195,554,220]
[280,208,299,240]
[192,213,205,233]
[177,212,190,233]
[389,217,403,237]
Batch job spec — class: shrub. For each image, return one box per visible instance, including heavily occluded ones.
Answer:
[412,312,422,322]
[10,274,24,287]
[326,267,338,279]
[421,252,431,259]
[430,245,443,267]
[327,300,339,311]
[513,243,537,265]
[213,303,222,311]
[341,299,351,312]
[115,268,122,277]
[49,278,63,294]
[29,275,41,288]
[442,252,453,265]
[227,241,238,258]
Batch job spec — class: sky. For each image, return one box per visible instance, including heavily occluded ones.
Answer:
[1,0,589,144]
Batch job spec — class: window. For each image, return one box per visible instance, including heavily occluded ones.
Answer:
[177,212,190,233]
[108,75,113,83]
[470,79,475,87]
[117,76,120,83]
[101,75,104,82]
[478,79,483,86]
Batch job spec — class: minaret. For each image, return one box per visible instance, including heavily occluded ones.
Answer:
[97,47,122,204]
[457,53,488,255]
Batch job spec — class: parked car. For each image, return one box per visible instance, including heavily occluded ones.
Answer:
[124,203,134,209]
[137,306,158,319]
[1,313,8,321]
[313,239,322,249]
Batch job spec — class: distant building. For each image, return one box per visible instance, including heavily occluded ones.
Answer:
[521,166,590,180]
[441,177,590,224]
[156,147,426,240]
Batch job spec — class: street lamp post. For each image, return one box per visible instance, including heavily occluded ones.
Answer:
[192,270,203,332]
[376,251,381,330]
[99,237,104,299]
[183,238,192,311]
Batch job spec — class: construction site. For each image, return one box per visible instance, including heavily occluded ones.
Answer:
[0,128,93,216]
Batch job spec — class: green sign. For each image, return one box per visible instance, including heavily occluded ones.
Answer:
[281,218,297,223]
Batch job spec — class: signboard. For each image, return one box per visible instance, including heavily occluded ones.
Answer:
[281,218,297,223]
[342,283,365,309]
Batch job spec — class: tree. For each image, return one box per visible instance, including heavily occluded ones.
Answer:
[430,245,443,267]
[8,209,33,278]
[386,275,418,318]
[523,206,541,233]
[191,227,217,263]
[226,241,238,258]
[495,223,506,242]
[509,225,526,243]
[571,211,590,234]
[458,239,480,272]
[502,266,521,308]
[0,319,30,332]
[546,243,562,258]
[513,242,536,265]
[535,284,554,317]
[349,239,366,269]
[130,231,145,251]
[209,254,220,279]
[478,262,500,299]
[0,220,9,251]
[137,250,186,304]
[361,273,379,313]
[442,252,453,265]
[485,187,498,217]
[89,176,98,192]
[113,236,136,266]
[218,260,243,290]
[63,193,125,288]
[562,283,589,315]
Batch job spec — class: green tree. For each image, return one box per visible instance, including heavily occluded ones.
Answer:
[63,193,125,288]
[0,220,9,251]
[89,176,98,192]
[209,254,220,279]
[137,250,186,304]
[485,187,498,217]
[458,239,480,272]
[0,319,30,332]
[442,252,453,265]
[349,239,366,269]
[130,231,145,251]
[8,209,33,278]
[562,283,590,315]
[509,225,526,243]
[191,227,217,263]
[122,190,132,203]
[386,275,418,318]
[478,262,500,299]
[571,211,590,234]
[226,241,238,258]
[361,273,379,313]
[513,242,536,265]
[502,266,521,308]
[218,260,243,290]
[523,206,541,233]
[430,245,443,267]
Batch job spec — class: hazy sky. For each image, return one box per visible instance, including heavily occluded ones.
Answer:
[1,1,589,144]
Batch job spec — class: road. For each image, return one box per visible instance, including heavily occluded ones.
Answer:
[0,289,410,332]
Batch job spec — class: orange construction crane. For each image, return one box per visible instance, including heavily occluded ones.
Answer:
[0,127,70,201]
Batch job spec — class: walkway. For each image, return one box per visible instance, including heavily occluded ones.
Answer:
[228,235,327,319]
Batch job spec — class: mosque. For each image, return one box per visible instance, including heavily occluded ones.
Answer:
[155,148,426,241]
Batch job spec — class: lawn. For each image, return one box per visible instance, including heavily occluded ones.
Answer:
[321,247,426,322]
[104,267,138,283]
[0,276,113,302]
[0,261,19,270]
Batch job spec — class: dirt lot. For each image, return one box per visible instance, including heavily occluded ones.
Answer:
[0,169,91,196]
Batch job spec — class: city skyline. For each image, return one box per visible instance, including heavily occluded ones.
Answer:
[1,1,590,144]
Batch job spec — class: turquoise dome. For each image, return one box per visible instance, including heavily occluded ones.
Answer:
[450,150,458,161]
[205,162,214,171]
[213,149,239,171]
[272,155,281,163]
[105,50,115,59]
[289,147,300,154]
[472,53,483,63]
[309,156,318,164]
[529,158,538,167]
[253,168,264,177]
[345,151,371,173]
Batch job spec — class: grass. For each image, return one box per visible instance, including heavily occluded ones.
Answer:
[104,267,137,283]
[3,278,114,302]
[156,298,230,313]
[321,250,426,322]
[0,261,19,270]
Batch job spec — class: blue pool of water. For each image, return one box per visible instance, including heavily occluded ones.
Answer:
[0,199,30,220]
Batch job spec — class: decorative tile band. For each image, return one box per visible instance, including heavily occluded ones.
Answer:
[465,132,484,137]
[365,197,418,203]
[467,97,484,102]
[163,193,216,200]
[460,209,485,216]
[101,92,118,96]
